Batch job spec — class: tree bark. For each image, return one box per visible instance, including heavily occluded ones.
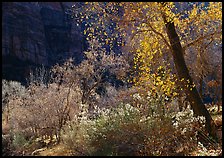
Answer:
[161,14,216,137]
[199,76,203,99]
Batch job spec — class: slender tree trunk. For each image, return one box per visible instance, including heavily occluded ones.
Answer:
[161,12,216,137]
[199,76,203,99]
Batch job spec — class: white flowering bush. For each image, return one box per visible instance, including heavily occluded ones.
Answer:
[61,100,207,156]
[59,82,211,156]
[2,80,27,109]
[130,89,179,118]
[192,141,222,156]
[62,103,141,156]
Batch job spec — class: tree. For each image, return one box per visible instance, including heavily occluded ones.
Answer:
[71,2,222,137]
[159,2,216,137]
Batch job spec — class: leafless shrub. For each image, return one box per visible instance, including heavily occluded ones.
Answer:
[51,38,130,109]
[5,82,79,146]
[2,38,131,155]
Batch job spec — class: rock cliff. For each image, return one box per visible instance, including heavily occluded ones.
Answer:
[2,2,84,83]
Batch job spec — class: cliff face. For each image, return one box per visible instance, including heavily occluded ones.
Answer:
[2,2,83,83]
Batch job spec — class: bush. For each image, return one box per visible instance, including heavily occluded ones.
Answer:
[2,134,14,156]
[2,80,27,110]
[12,132,29,149]
[62,102,205,156]
[7,83,78,144]
[3,131,31,156]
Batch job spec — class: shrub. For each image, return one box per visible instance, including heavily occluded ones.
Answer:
[2,134,14,156]
[2,80,27,110]
[7,83,78,144]
[7,131,33,156]
[62,102,205,156]
[51,38,130,106]
[12,132,29,148]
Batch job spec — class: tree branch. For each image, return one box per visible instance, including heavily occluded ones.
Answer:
[147,22,172,51]
[183,31,222,50]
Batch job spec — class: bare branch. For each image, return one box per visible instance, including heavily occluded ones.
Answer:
[183,31,222,51]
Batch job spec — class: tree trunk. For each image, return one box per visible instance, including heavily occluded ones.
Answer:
[161,14,216,137]
[199,76,203,99]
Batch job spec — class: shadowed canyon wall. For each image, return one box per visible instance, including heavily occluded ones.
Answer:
[2,2,84,83]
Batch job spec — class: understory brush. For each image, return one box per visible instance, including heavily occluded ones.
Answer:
[2,38,221,156]
[3,79,215,156]
[62,102,207,156]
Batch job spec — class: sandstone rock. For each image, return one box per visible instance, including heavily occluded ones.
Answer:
[2,2,83,83]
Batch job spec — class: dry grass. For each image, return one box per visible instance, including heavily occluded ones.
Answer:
[38,144,73,156]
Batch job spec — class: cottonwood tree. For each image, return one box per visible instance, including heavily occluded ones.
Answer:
[71,2,222,137]
[181,3,222,99]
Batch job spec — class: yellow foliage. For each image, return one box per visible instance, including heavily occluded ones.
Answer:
[78,2,222,106]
